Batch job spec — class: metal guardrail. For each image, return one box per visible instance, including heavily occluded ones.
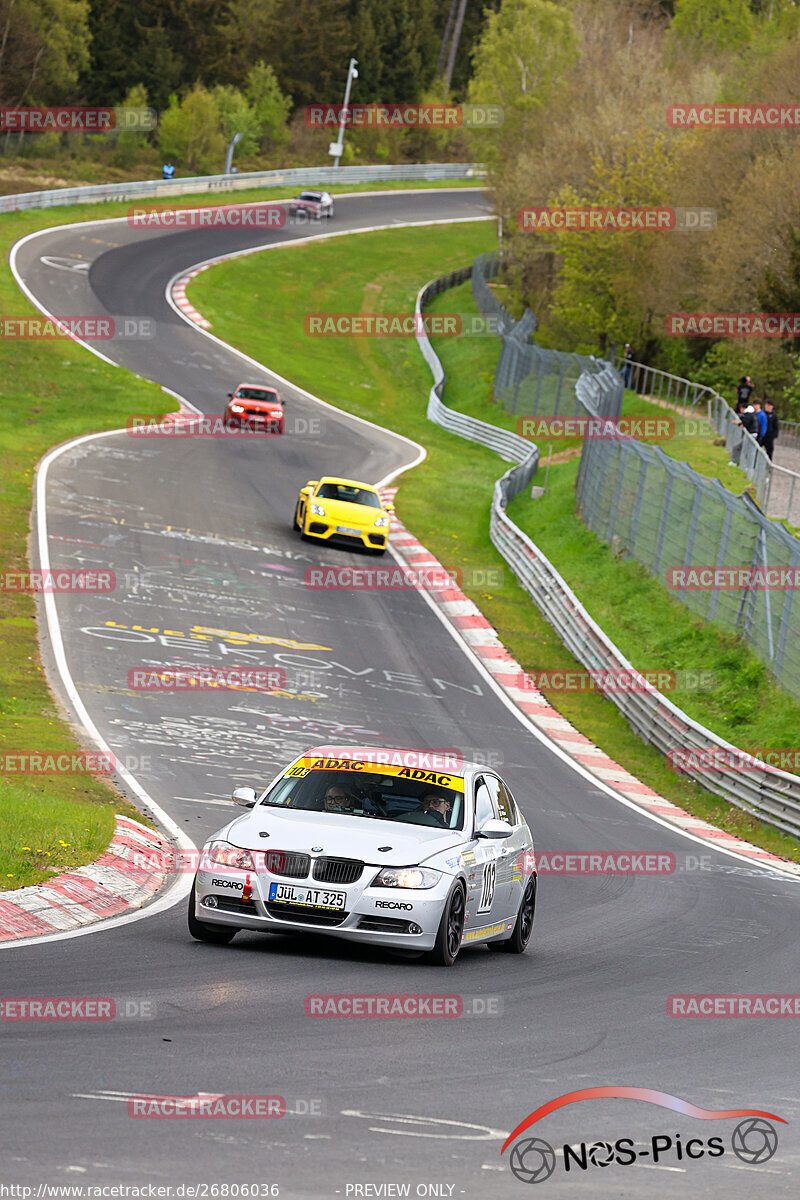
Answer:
[0,162,485,213]
[416,269,800,840]
[613,354,800,521]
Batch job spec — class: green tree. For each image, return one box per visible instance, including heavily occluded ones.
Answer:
[668,0,755,56]
[212,85,261,157]
[246,61,291,149]
[158,86,225,173]
[468,0,578,160]
[0,0,91,104]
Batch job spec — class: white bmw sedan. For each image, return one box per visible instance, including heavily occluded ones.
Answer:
[188,746,536,966]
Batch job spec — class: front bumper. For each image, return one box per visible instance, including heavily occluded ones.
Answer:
[194,866,450,950]
[303,521,387,550]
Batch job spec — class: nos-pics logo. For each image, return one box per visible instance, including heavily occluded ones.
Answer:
[502,1087,783,1184]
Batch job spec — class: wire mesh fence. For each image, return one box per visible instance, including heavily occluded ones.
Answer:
[473,252,800,702]
[416,266,800,839]
[473,252,621,422]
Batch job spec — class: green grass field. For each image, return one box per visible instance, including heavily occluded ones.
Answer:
[189,224,800,862]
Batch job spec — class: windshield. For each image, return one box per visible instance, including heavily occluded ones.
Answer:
[316,483,381,508]
[299,192,320,201]
[259,759,465,830]
[236,387,279,403]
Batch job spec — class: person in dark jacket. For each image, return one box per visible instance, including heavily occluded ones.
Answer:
[736,375,754,406]
[763,399,780,460]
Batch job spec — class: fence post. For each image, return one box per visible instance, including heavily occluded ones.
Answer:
[652,463,675,576]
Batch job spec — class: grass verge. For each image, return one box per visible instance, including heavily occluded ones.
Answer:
[189,225,800,862]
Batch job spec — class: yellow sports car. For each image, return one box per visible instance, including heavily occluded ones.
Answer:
[293,476,392,555]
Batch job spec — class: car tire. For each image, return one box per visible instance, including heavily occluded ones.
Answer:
[426,881,465,967]
[188,882,238,945]
[489,878,536,954]
[293,503,302,530]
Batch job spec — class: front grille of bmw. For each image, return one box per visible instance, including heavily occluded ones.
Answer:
[266,852,311,878]
[312,857,364,885]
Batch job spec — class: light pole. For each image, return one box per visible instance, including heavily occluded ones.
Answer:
[329,58,358,167]
[224,131,243,175]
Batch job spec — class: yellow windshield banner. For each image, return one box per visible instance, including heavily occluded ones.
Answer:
[285,756,466,793]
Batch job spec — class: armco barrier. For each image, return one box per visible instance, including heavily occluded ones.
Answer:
[415,269,800,840]
[0,162,484,213]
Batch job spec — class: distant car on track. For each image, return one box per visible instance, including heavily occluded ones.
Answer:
[293,476,391,554]
[288,190,334,220]
[225,383,284,433]
[188,746,537,966]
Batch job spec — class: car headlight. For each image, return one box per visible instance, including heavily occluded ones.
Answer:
[229,402,244,412]
[203,840,255,870]
[373,516,390,527]
[373,866,441,889]
[309,502,325,516]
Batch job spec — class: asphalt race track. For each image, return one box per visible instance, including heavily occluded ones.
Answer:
[4,190,800,1197]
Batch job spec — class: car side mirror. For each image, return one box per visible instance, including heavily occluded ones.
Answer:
[227,393,233,399]
[232,786,257,808]
[477,818,513,839]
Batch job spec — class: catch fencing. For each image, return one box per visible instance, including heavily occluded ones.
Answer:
[0,162,484,213]
[415,263,800,839]
[613,354,800,522]
[475,252,620,422]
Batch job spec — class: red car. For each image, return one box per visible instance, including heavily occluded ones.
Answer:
[225,384,284,434]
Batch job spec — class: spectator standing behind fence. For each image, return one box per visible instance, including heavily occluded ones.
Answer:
[736,375,754,406]
[729,399,758,466]
[621,343,635,388]
[763,399,780,460]
[162,162,175,180]
[753,399,768,444]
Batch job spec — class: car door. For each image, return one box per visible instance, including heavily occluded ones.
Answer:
[468,775,506,928]
[486,774,529,920]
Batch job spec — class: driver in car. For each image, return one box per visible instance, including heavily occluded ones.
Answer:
[323,785,358,814]
[417,792,452,827]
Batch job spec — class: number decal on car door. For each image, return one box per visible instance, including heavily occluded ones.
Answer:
[477,860,496,913]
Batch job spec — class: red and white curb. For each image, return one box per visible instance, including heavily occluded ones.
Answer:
[382,489,800,878]
[0,815,173,942]
[171,265,212,329]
